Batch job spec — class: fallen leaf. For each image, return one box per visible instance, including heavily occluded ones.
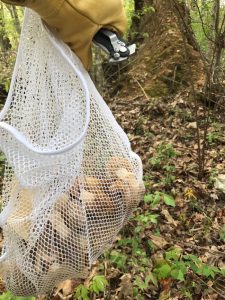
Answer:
[149,234,169,248]
[54,279,81,299]
[162,209,179,226]
[214,174,225,192]
[192,213,205,223]
[118,274,133,298]
[187,122,197,129]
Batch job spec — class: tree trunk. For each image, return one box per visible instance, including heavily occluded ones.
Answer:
[0,3,12,51]
[7,5,21,34]
[123,0,204,98]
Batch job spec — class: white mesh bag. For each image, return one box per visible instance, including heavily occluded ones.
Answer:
[0,9,144,296]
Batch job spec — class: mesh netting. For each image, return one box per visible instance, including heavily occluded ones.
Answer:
[0,9,144,296]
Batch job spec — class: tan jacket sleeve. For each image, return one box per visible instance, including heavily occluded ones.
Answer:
[1,0,127,70]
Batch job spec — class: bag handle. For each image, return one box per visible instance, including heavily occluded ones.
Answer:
[0,9,90,155]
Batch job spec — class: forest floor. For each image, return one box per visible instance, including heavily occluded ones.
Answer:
[0,57,225,300]
[103,81,225,300]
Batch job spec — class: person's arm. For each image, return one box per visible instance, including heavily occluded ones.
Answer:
[1,0,129,70]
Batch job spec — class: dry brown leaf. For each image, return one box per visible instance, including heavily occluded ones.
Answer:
[149,234,169,248]
[175,194,185,208]
[187,122,197,129]
[54,279,81,299]
[162,209,179,227]
[36,296,47,300]
[159,290,171,300]
[118,274,133,298]
[192,213,205,223]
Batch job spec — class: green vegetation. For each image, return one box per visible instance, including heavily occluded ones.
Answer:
[144,191,176,208]
[0,0,225,299]
[75,276,109,300]
[124,0,134,30]
[0,292,34,300]
[149,143,178,169]
[0,4,23,91]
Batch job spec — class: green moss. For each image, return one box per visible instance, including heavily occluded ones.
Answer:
[145,81,170,97]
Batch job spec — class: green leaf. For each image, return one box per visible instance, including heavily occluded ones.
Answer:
[154,264,172,279]
[197,265,218,278]
[148,214,159,224]
[134,225,143,233]
[92,275,108,294]
[165,249,181,261]
[81,290,89,300]
[162,194,176,207]
[134,276,147,291]
[110,250,127,270]
[91,281,98,294]
[144,193,154,204]
[145,272,158,287]
[171,269,185,281]
[0,292,11,300]
[151,192,161,208]
[189,261,199,273]
[133,287,139,297]
[75,284,90,300]
[184,254,200,264]
[144,192,162,208]
[0,293,35,300]
[175,261,187,274]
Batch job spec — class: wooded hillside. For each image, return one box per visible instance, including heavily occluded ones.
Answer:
[0,1,224,299]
